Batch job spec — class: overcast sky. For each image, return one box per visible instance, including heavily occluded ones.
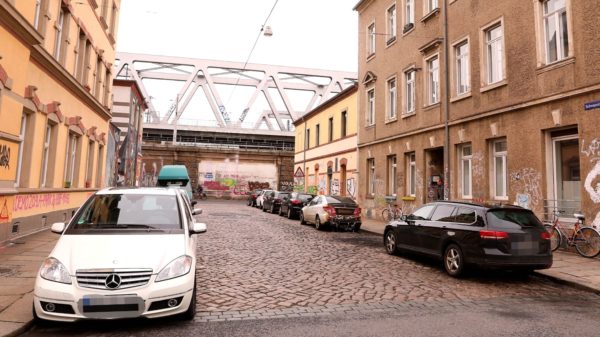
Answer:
[116,0,358,72]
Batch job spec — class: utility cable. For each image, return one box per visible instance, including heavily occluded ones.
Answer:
[225,0,279,113]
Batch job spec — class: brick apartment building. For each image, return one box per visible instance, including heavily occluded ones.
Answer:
[353,0,600,226]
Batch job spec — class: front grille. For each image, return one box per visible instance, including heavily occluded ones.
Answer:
[76,269,153,290]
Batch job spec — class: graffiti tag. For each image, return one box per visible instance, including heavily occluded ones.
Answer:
[510,168,541,207]
[248,181,270,191]
[346,178,356,198]
[13,193,70,212]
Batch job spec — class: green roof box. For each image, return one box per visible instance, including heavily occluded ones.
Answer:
[157,165,193,199]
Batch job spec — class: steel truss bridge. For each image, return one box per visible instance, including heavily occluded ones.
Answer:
[115,53,356,150]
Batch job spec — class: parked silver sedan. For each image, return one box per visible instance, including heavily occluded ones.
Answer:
[299,195,361,231]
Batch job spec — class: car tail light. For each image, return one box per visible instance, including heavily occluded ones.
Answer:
[252,194,257,198]
[540,231,551,240]
[291,199,302,205]
[323,205,336,216]
[353,208,362,216]
[479,230,509,239]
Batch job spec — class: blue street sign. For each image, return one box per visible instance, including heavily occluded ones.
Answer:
[584,100,600,111]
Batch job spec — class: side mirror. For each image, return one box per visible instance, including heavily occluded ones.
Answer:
[51,222,66,234]
[191,200,198,207]
[192,208,203,216]
[400,215,408,222]
[190,222,207,234]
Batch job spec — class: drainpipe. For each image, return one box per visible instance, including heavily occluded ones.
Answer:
[442,0,450,200]
[302,116,307,192]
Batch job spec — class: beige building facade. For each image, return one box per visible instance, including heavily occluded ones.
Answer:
[294,84,359,199]
[354,0,600,225]
[0,0,120,243]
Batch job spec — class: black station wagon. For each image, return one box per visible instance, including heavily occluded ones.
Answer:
[383,201,552,277]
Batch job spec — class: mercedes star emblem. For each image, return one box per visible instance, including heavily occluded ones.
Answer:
[105,273,122,289]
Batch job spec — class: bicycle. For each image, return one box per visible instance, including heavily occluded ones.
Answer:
[544,210,600,258]
[382,198,403,222]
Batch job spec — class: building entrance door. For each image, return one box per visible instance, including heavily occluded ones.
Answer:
[426,148,444,202]
[550,133,581,217]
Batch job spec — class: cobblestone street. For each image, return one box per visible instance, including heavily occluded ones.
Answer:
[194,200,599,323]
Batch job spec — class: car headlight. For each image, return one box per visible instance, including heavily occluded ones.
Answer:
[155,255,193,282]
[39,257,71,284]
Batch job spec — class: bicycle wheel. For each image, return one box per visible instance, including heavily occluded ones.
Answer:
[574,227,600,258]
[382,208,392,222]
[544,224,561,251]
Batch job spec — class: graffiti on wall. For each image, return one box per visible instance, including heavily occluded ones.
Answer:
[471,152,484,184]
[280,181,293,192]
[307,185,318,195]
[0,196,12,222]
[510,168,541,208]
[0,143,10,169]
[582,138,600,227]
[318,177,327,195]
[331,179,340,196]
[248,181,270,190]
[13,193,70,212]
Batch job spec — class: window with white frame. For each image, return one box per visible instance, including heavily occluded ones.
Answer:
[96,145,104,187]
[387,4,397,43]
[543,0,569,64]
[341,110,348,137]
[85,140,95,187]
[367,88,375,126]
[387,155,397,196]
[53,8,65,60]
[34,0,43,30]
[427,55,440,105]
[64,133,80,187]
[492,139,507,199]
[455,40,470,95]
[15,113,31,187]
[459,144,473,198]
[404,70,415,114]
[407,153,416,196]
[427,0,438,12]
[368,23,376,56]
[485,23,504,85]
[387,77,397,120]
[368,158,375,196]
[405,0,414,25]
[305,128,310,149]
[40,123,54,187]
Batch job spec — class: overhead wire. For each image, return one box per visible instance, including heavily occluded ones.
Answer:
[225,0,280,112]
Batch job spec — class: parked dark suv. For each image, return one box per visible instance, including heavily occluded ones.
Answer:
[262,191,290,214]
[383,201,552,277]
[279,192,315,219]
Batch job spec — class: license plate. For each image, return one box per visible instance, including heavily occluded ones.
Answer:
[80,295,144,317]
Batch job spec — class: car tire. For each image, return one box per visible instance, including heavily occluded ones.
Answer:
[444,244,465,278]
[315,216,323,230]
[384,231,398,255]
[299,212,306,224]
[287,208,293,219]
[181,279,197,320]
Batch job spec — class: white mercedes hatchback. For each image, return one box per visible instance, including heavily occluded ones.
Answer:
[33,187,207,322]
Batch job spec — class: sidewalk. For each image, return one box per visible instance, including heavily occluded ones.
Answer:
[1,222,600,337]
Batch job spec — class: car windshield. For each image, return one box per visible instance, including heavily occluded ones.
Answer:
[68,194,182,232]
[486,209,544,229]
